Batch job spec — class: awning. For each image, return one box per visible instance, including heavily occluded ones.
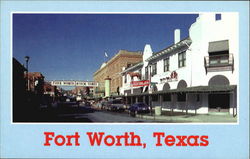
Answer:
[208,40,229,52]
[125,85,236,97]
[153,85,236,94]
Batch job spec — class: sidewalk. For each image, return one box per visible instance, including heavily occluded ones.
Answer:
[135,111,237,123]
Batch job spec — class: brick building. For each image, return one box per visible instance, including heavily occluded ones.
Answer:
[93,50,143,97]
[71,86,94,96]
[43,82,58,97]
[25,72,45,95]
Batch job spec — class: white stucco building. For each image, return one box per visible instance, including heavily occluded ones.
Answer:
[120,13,238,115]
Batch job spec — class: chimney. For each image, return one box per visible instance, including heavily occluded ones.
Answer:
[143,44,153,62]
[174,29,180,44]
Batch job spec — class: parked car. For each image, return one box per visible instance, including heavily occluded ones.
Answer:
[110,99,125,112]
[102,101,112,111]
[128,102,150,116]
[58,96,79,107]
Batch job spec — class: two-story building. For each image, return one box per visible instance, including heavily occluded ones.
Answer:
[120,13,238,116]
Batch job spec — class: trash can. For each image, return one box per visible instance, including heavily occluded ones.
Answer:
[155,106,162,116]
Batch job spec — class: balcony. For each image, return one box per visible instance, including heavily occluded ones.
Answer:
[204,53,234,73]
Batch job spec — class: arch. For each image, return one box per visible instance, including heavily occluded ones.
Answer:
[208,75,230,86]
[163,83,170,91]
[177,80,187,89]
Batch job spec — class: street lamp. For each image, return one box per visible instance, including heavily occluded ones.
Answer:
[25,56,30,91]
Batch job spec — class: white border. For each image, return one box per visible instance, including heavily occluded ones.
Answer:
[10,11,240,125]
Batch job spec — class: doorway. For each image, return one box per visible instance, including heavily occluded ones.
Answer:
[208,93,230,112]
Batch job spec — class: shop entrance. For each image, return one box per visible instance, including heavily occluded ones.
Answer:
[208,93,230,112]
[145,95,149,105]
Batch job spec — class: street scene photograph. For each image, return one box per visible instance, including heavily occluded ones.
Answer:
[13,13,238,123]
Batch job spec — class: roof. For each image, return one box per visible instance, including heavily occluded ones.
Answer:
[146,37,192,62]
[208,40,229,53]
[94,50,142,75]
[125,85,236,97]
[26,72,44,80]
[120,62,143,74]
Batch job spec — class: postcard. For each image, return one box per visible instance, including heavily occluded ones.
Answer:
[0,1,249,158]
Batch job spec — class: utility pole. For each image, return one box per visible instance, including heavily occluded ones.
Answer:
[25,56,30,91]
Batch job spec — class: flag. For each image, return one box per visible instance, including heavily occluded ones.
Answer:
[104,52,108,57]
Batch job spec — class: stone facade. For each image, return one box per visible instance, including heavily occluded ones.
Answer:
[93,50,143,97]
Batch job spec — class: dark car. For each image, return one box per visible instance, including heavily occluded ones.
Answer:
[128,102,150,116]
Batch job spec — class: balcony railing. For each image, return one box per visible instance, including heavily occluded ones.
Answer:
[204,53,234,73]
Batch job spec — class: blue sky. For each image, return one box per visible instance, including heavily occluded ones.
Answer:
[13,14,198,82]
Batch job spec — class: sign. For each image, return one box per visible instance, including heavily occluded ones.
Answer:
[131,80,150,87]
[50,80,98,87]
[160,71,178,83]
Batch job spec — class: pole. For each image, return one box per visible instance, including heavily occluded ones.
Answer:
[25,56,30,91]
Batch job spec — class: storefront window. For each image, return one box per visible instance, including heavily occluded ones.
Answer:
[177,93,186,102]
[152,95,158,101]
[196,94,200,102]
[163,93,171,101]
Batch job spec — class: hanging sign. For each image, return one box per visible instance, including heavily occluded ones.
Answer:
[131,80,150,87]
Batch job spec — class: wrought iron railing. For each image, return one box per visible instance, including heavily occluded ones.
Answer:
[204,53,234,73]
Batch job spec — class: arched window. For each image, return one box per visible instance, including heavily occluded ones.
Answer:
[177,80,187,89]
[163,83,170,91]
[208,75,230,86]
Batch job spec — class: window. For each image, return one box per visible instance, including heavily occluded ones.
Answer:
[178,52,186,68]
[177,93,186,102]
[124,74,127,83]
[145,66,148,80]
[138,69,142,80]
[163,94,171,102]
[152,63,157,76]
[216,14,221,20]
[127,63,132,68]
[164,58,170,72]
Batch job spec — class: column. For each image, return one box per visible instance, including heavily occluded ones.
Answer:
[104,76,111,97]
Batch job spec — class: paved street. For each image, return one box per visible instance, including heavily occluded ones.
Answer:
[26,103,237,123]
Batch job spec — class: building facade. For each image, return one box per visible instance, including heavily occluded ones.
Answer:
[44,82,58,97]
[13,58,27,121]
[93,50,143,97]
[120,13,238,115]
[26,72,45,95]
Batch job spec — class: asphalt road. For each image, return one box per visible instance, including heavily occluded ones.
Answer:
[19,103,237,123]
[33,103,151,122]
